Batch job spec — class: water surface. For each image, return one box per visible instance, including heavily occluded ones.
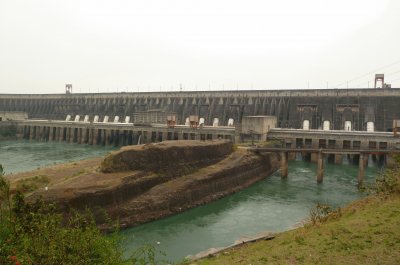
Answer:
[0,140,115,174]
[121,160,381,262]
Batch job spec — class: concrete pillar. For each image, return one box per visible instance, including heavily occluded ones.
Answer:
[47,127,51,141]
[93,129,99,145]
[280,151,288,178]
[88,128,93,145]
[334,154,342,165]
[57,127,63,141]
[66,127,71,142]
[70,127,75,143]
[117,130,122,146]
[105,129,111,145]
[29,126,33,140]
[288,152,296,161]
[122,130,128,145]
[98,129,104,145]
[23,126,28,139]
[311,153,318,163]
[78,128,84,144]
[29,126,35,140]
[143,131,148,144]
[335,140,343,149]
[177,131,183,140]
[317,152,324,183]
[312,139,319,149]
[49,127,53,141]
[360,141,369,149]
[162,131,168,142]
[358,153,367,187]
[45,127,50,141]
[84,128,89,144]
[38,126,44,141]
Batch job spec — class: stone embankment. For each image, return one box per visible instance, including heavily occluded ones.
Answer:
[13,140,278,229]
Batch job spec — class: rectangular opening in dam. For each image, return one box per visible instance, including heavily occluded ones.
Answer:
[305,139,312,148]
[296,138,303,148]
[353,141,361,149]
[319,139,326,149]
[369,141,377,149]
[379,142,388,149]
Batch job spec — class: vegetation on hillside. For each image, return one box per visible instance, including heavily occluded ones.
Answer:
[0,164,163,265]
[192,155,400,265]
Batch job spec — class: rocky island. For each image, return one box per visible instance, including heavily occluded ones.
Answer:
[9,140,278,229]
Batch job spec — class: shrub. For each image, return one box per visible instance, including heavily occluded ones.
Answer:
[15,175,50,193]
[375,155,400,195]
[309,203,342,225]
[0,165,163,265]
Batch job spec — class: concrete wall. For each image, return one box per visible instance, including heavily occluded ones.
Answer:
[15,120,236,145]
[241,116,277,142]
[1,88,400,131]
[0,111,28,121]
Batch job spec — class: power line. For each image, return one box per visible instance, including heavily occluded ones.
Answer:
[387,69,400,76]
[353,69,400,88]
[389,76,400,83]
[334,59,400,88]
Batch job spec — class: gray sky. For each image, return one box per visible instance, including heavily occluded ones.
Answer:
[0,0,399,94]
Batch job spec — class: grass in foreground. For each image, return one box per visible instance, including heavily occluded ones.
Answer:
[190,158,400,265]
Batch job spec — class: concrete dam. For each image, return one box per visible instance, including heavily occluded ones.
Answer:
[1,88,400,131]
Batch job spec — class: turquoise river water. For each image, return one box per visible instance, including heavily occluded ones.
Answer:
[0,140,115,174]
[0,140,382,263]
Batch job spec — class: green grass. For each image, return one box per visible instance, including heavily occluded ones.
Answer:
[15,175,50,192]
[191,195,400,265]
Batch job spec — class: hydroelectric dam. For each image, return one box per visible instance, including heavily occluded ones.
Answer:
[1,88,400,132]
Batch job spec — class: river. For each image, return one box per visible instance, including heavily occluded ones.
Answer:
[0,140,115,174]
[0,140,382,263]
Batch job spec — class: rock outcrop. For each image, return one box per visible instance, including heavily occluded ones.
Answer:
[21,140,278,230]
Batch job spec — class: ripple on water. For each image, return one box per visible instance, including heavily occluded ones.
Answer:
[0,140,115,174]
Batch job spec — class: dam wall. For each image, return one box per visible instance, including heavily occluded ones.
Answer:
[1,88,400,131]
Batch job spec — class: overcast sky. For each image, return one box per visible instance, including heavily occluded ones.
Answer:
[0,0,399,94]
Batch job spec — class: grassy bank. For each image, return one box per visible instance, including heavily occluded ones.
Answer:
[191,159,400,265]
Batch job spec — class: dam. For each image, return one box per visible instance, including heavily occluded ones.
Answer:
[1,88,400,132]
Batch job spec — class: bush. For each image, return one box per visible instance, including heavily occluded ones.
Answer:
[309,203,342,225]
[375,170,400,195]
[15,175,50,193]
[373,155,400,196]
[0,165,164,265]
